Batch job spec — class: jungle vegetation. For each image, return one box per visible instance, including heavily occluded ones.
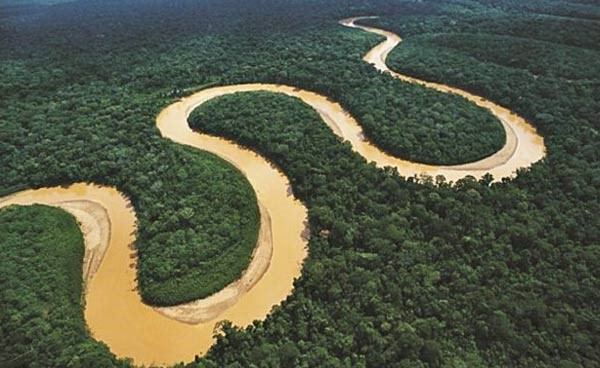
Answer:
[0,0,598,367]
[0,205,132,368]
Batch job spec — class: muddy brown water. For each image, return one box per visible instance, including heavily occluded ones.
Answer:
[340,17,545,181]
[0,18,545,366]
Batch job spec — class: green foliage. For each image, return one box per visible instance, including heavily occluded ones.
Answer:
[1,1,505,166]
[0,63,260,308]
[404,32,600,80]
[136,147,260,306]
[1,0,599,367]
[0,205,131,368]
[190,85,598,367]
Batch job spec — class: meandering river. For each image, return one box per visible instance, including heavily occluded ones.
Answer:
[0,18,545,366]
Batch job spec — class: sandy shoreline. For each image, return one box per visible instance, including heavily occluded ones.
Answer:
[0,185,279,326]
[154,202,274,323]
[0,188,115,287]
[0,17,546,366]
[161,75,544,185]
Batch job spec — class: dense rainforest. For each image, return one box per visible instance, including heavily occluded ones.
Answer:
[0,206,132,368]
[1,0,599,367]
